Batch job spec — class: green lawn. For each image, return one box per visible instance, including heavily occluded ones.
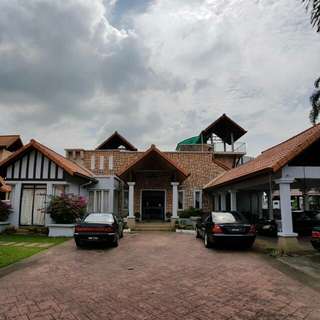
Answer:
[0,234,69,268]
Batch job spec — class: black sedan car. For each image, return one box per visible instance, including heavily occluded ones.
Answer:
[196,211,256,248]
[74,213,124,248]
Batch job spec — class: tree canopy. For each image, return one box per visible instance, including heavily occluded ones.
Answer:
[303,0,320,32]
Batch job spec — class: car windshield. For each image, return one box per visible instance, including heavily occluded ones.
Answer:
[211,212,247,223]
[84,213,114,224]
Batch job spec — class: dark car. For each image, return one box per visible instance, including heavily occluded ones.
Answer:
[256,218,278,237]
[311,226,320,251]
[74,213,124,248]
[293,211,320,236]
[196,211,256,248]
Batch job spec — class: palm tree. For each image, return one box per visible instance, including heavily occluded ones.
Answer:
[302,1,320,123]
[303,0,320,32]
[309,78,320,125]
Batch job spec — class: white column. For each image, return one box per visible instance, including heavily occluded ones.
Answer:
[214,194,219,211]
[108,189,114,213]
[220,192,226,211]
[128,182,135,218]
[267,190,274,220]
[45,183,54,226]
[229,190,237,211]
[275,178,297,237]
[171,182,179,219]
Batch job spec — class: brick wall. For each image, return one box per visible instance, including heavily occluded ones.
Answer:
[67,149,226,214]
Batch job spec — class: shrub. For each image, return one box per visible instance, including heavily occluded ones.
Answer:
[0,201,12,222]
[47,194,87,224]
[178,207,202,219]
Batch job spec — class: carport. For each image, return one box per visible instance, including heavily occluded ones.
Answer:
[204,124,320,249]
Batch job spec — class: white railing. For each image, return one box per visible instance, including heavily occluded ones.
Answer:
[212,141,246,153]
[178,142,246,154]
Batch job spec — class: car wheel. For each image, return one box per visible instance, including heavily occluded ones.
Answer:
[75,239,84,248]
[196,227,200,239]
[204,233,212,248]
[111,234,119,247]
[243,241,254,249]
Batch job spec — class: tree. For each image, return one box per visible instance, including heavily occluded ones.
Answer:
[309,78,320,125]
[303,1,320,123]
[303,0,320,32]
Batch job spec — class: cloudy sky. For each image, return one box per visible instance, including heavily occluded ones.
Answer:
[0,0,319,156]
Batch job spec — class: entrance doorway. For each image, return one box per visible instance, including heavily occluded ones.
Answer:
[141,190,165,221]
[20,184,47,226]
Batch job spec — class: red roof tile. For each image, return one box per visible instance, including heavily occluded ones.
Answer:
[0,135,23,150]
[0,139,95,181]
[204,124,320,189]
[118,144,190,182]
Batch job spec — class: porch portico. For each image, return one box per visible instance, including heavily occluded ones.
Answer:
[205,124,320,250]
[118,145,189,228]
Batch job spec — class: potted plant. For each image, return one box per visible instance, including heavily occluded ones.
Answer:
[0,200,12,233]
[46,194,87,237]
[134,212,140,222]
[166,211,172,222]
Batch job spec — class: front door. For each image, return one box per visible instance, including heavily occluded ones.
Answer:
[141,190,165,221]
[20,184,47,226]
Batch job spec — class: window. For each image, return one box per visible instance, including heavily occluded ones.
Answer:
[88,190,110,213]
[90,155,95,170]
[109,156,113,170]
[84,213,114,224]
[194,190,202,209]
[178,190,184,211]
[123,189,129,210]
[53,184,68,196]
[99,156,104,170]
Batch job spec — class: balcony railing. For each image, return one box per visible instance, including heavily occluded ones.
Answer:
[212,141,246,153]
[178,142,246,154]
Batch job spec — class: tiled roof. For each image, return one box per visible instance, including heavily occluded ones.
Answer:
[0,135,23,149]
[0,176,11,193]
[0,139,95,181]
[96,131,137,151]
[117,144,190,182]
[204,124,320,189]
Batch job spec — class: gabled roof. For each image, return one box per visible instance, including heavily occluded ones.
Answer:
[0,135,23,151]
[201,114,247,144]
[96,131,137,151]
[118,145,189,182]
[0,139,96,181]
[204,123,320,190]
[0,176,11,193]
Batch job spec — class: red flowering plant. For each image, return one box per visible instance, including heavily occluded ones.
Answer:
[47,194,87,224]
[0,200,12,222]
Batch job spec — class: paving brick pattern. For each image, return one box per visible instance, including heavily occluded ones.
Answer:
[0,233,320,320]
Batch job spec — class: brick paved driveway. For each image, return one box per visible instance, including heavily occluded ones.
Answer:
[0,232,320,320]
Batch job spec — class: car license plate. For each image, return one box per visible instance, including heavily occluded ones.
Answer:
[231,228,240,232]
[88,236,99,240]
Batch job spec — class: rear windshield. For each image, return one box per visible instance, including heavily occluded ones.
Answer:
[84,213,114,224]
[211,212,247,223]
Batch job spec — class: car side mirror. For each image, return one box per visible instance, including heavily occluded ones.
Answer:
[75,218,81,224]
